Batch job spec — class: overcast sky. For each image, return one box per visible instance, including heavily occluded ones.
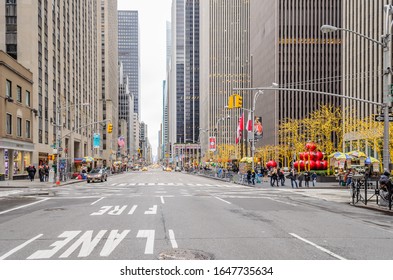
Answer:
[117,0,172,158]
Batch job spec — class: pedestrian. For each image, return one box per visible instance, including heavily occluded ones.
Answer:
[44,164,49,182]
[27,165,36,181]
[345,168,354,187]
[247,170,252,184]
[270,167,279,187]
[278,168,285,186]
[311,172,317,187]
[289,168,298,188]
[251,170,256,185]
[304,171,310,187]
[38,165,45,182]
[298,172,304,187]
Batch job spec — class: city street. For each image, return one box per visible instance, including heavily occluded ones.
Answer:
[0,169,392,260]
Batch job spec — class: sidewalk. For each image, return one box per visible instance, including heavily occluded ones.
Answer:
[194,172,393,214]
[0,178,81,189]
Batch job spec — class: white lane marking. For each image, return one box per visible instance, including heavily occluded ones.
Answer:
[214,196,231,204]
[155,191,167,194]
[138,183,145,186]
[111,183,118,186]
[28,231,81,259]
[137,230,155,254]
[148,183,155,186]
[168,230,178,249]
[119,183,126,187]
[108,206,127,215]
[91,206,112,216]
[0,198,50,215]
[128,205,138,215]
[60,230,107,258]
[0,234,43,260]
[0,190,22,197]
[128,183,136,186]
[100,230,130,257]
[160,196,165,204]
[168,183,174,186]
[289,233,346,260]
[144,205,157,215]
[90,197,104,205]
[265,197,298,207]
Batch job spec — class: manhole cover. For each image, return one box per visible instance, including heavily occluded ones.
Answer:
[44,208,65,211]
[159,249,214,260]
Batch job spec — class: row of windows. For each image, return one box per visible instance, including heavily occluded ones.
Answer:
[6,113,31,139]
[5,80,31,106]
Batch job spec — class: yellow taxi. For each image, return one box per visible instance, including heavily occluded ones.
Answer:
[142,166,148,171]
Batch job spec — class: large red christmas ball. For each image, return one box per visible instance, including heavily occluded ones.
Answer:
[299,152,304,160]
[315,160,322,170]
[305,160,316,170]
[299,160,305,170]
[266,161,272,169]
[294,161,299,169]
[306,142,317,151]
[271,161,277,168]
[320,160,328,170]
[316,151,324,160]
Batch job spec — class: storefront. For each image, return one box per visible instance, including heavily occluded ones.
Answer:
[0,139,34,180]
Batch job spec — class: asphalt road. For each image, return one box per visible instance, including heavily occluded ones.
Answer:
[0,169,392,260]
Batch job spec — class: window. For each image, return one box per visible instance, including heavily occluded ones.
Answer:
[26,120,31,139]
[17,117,22,137]
[26,90,31,106]
[6,114,12,135]
[6,80,12,97]
[17,85,22,102]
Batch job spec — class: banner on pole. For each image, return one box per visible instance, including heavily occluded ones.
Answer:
[209,137,216,152]
[254,116,263,140]
[93,133,101,148]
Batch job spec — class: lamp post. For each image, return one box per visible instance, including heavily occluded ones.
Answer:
[55,102,90,185]
[320,4,393,170]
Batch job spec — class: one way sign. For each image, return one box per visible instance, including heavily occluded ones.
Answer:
[374,115,393,122]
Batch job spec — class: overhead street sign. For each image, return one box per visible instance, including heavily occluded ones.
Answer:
[374,115,393,122]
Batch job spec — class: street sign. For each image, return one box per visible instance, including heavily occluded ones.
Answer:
[374,115,393,122]
[58,147,63,152]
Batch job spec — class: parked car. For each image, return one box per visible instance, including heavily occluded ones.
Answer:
[142,166,148,171]
[87,168,108,183]
[175,166,181,172]
[166,167,172,172]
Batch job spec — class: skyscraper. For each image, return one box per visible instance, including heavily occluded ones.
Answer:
[170,0,200,145]
[250,0,342,147]
[118,10,140,120]
[199,0,252,159]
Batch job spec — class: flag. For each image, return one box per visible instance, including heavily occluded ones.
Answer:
[236,113,244,144]
[247,112,252,132]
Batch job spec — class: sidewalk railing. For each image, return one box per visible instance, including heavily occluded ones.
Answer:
[350,175,392,211]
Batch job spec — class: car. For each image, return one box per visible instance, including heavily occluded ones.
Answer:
[175,166,181,172]
[133,165,140,171]
[142,167,148,171]
[165,167,172,172]
[87,168,108,183]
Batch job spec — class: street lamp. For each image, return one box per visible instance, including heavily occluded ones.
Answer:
[320,4,393,170]
[55,102,90,185]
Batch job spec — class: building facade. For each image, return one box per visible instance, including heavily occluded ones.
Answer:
[0,50,34,180]
[100,0,119,168]
[250,0,342,148]
[118,10,140,120]
[170,0,200,145]
[0,0,102,173]
[199,0,252,159]
[342,0,389,157]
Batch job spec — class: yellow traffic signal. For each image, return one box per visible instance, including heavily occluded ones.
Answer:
[107,123,113,134]
[235,94,243,108]
[228,95,234,109]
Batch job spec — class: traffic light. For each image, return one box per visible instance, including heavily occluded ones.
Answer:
[107,123,113,134]
[228,95,235,109]
[235,94,243,108]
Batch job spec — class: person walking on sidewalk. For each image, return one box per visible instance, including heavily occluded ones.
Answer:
[311,172,317,187]
[27,165,36,182]
[304,171,310,187]
[298,172,304,187]
[289,168,298,188]
[345,168,354,187]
